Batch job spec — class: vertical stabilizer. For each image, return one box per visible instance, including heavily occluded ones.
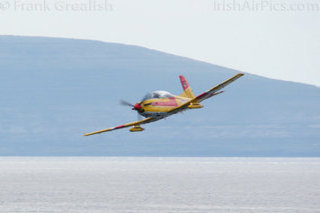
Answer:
[179,75,195,98]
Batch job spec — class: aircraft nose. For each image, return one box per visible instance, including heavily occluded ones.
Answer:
[133,103,142,110]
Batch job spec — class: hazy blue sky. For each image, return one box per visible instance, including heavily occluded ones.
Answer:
[1,0,319,86]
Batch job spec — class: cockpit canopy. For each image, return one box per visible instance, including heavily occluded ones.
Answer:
[142,90,174,101]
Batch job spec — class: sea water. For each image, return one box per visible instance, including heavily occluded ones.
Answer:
[0,157,319,213]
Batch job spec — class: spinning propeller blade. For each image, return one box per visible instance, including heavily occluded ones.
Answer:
[120,100,144,122]
[120,100,134,107]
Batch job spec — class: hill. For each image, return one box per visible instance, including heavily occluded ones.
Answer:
[1,35,319,156]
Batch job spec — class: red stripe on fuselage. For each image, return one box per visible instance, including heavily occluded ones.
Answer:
[152,97,178,107]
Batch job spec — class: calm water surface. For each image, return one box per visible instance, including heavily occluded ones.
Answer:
[0,157,319,213]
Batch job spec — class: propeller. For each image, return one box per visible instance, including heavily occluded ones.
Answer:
[120,99,145,120]
[120,100,134,107]
[120,100,144,113]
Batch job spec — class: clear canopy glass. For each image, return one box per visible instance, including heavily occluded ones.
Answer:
[142,90,174,101]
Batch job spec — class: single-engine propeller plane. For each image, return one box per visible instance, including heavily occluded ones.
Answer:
[83,73,244,136]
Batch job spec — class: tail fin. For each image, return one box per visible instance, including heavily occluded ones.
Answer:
[179,75,195,98]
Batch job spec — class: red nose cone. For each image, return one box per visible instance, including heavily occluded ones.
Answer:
[133,103,142,110]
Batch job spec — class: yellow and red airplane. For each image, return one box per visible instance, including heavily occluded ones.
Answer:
[83,73,244,136]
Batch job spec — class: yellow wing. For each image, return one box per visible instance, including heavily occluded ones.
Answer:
[168,73,244,115]
[195,73,244,102]
[83,117,154,136]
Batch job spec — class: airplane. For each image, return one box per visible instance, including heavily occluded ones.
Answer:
[83,73,244,136]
